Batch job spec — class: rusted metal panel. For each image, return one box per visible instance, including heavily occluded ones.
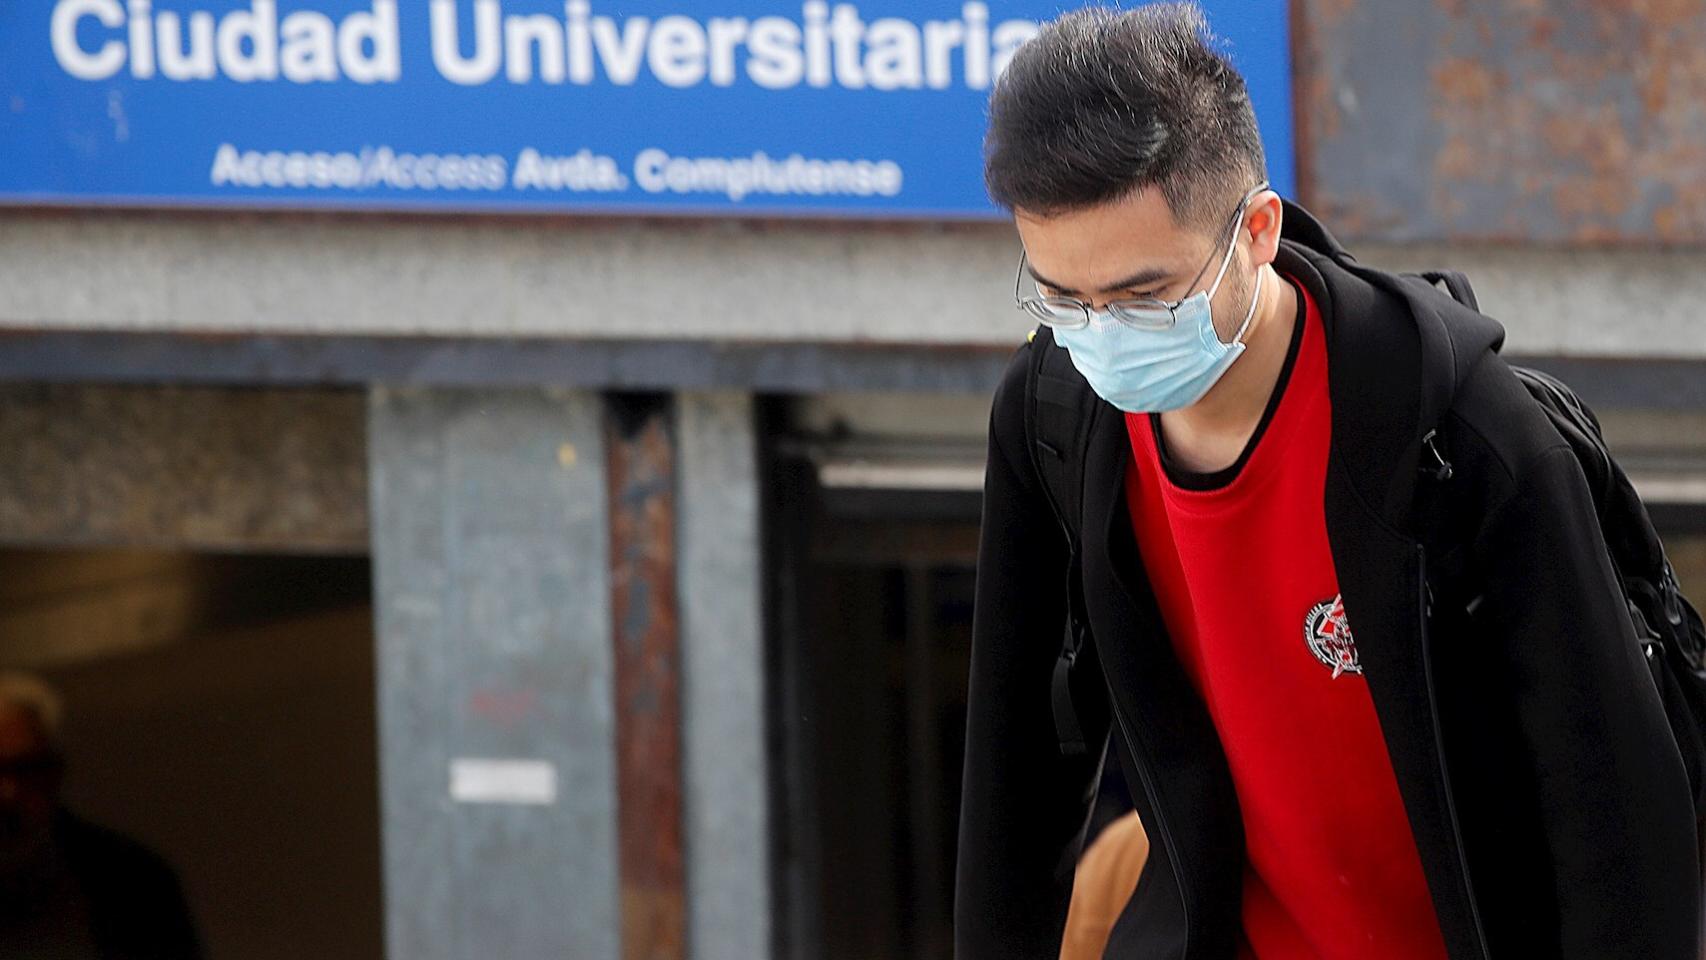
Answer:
[605,394,688,960]
[1294,0,1706,244]
[0,384,366,551]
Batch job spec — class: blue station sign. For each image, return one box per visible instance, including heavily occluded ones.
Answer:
[0,1,1294,218]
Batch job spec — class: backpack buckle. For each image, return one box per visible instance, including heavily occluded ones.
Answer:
[1052,641,1087,757]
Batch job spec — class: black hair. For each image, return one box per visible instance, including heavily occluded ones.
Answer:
[983,3,1267,229]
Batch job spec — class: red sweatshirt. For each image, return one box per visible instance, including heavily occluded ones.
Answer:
[1122,277,1451,960]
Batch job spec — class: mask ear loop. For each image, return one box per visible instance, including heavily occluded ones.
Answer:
[1210,181,1272,348]
[1200,181,1270,302]
[1225,265,1264,348]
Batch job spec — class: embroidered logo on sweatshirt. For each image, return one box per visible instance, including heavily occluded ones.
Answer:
[1304,595,1361,679]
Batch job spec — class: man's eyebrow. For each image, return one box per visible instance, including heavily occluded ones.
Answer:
[1026,264,1174,298]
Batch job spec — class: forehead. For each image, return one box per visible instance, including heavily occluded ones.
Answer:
[1014,187,1209,291]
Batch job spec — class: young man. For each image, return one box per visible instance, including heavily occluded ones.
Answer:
[955,5,1703,959]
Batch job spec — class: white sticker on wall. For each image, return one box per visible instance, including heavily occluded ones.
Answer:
[449,758,558,805]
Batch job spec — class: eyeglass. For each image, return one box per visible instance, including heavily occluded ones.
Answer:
[1013,181,1270,331]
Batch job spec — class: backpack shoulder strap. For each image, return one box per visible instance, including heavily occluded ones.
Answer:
[1023,327,1095,534]
[1412,269,1480,312]
[1022,325,1106,755]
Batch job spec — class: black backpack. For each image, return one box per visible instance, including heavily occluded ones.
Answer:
[1021,269,1706,823]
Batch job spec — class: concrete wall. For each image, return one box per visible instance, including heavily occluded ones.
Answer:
[368,388,622,960]
[1,212,1703,362]
[0,385,365,553]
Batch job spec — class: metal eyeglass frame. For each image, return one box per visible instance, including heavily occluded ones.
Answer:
[1013,181,1270,331]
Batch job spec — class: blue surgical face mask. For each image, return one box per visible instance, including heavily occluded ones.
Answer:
[1046,188,1265,413]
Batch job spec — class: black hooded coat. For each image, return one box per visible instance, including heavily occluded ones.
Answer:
[954,201,1703,959]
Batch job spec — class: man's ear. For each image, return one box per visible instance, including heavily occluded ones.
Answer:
[1244,190,1284,268]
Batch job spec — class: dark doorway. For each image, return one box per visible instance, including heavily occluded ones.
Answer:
[766,433,981,960]
[0,547,381,960]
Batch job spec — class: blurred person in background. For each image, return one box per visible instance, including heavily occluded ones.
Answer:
[956,3,1703,958]
[0,672,202,960]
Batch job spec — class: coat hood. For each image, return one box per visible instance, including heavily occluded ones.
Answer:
[1274,199,1509,534]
